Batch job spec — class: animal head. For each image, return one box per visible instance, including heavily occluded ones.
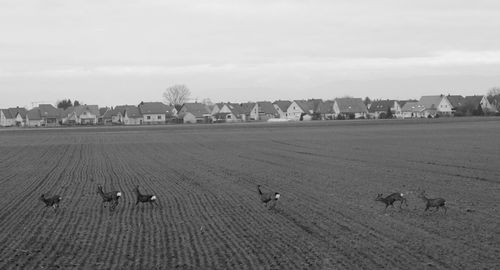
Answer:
[59,196,62,201]
[116,192,122,197]
[274,193,281,200]
[151,195,157,201]
[375,194,384,201]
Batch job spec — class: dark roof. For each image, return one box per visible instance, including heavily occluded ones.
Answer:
[446,95,465,109]
[419,96,443,110]
[139,102,173,114]
[39,104,61,119]
[225,103,246,116]
[318,100,335,114]
[64,105,100,117]
[294,100,311,113]
[368,100,395,113]
[397,100,418,108]
[257,101,278,115]
[401,102,425,112]
[27,108,42,120]
[180,103,211,118]
[239,102,257,115]
[2,107,27,119]
[115,105,142,118]
[0,109,12,119]
[273,100,292,112]
[335,98,368,113]
[464,95,484,106]
[99,107,110,117]
[102,108,116,119]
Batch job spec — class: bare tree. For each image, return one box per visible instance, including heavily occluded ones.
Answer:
[487,87,500,97]
[163,84,191,106]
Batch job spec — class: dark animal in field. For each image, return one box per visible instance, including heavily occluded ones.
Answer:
[134,185,158,207]
[257,185,280,209]
[97,185,122,211]
[418,190,447,214]
[375,193,408,210]
[40,194,62,211]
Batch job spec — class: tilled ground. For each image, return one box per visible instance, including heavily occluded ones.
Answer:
[0,119,499,269]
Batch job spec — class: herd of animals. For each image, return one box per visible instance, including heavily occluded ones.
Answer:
[40,184,446,214]
[40,185,159,212]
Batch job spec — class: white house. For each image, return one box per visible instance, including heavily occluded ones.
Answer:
[419,95,454,117]
[333,98,368,119]
[139,102,173,124]
[273,100,292,119]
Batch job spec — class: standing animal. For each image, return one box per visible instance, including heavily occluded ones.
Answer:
[257,185,280,209]
[375,193,408,210]
[40,194,62,211]
[97,185,122,211]
[418,190,447,213]
[134,185,158,207]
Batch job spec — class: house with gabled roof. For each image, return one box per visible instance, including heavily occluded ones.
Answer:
[62,105,100,125]
[401,102,426,118]
[367,99,401,119]
[98,107,114,125]
[177,103,212,124]
[214,103,239,123]
[26,108,43,127]
[39,104,62,126]
[114,105,143,125]
[98,107,110,125]
[273,100,292,119]
[464,95,495,114]
[0,107,27,127]
[256,101,279,121]
[210,103,225,116]
[445,95,465,115]
[25,104,62,127]
[317,100,335,120]
[333,98,368,119]
[139,102,174,124]
[418,95,453,117]
[287,100,319,121]
[241,102,258,121]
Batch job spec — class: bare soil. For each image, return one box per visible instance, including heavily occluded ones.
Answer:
[0,118,499,269]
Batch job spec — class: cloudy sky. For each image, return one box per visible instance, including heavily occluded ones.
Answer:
[1,0,499,108]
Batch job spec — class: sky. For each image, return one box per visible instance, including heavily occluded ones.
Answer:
[1,0,500,108]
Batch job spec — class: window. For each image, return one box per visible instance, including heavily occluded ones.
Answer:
[146,116,151,120]
[157,115,162,120]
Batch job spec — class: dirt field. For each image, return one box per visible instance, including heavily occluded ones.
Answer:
[0,118,499,269]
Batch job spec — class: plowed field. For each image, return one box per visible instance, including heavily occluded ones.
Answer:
[1,118,499,269]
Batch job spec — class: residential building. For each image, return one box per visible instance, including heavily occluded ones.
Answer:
[273,100,292,119]
[139,102,174,124]
[333,98,368,119]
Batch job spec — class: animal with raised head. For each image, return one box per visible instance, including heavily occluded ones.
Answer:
[134,185,158,207]
[257,185,280,209]
[40,194,62,211]
[97,185,122,211]
[375,193,408,210]
[418,190,447,213]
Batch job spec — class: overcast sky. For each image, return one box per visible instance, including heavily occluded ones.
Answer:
[1,0,499,108]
